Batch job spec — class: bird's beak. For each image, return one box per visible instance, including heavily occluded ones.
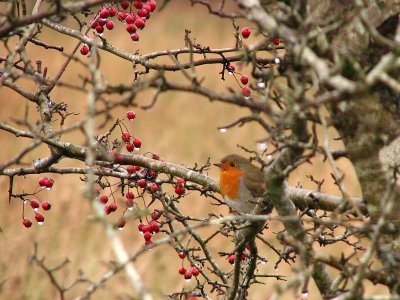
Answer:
[213,162,222,168]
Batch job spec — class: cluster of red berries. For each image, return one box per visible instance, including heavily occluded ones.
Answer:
[99,167,185,235]
[102,154,163,212]
[226,63,252,99]
[226,244,251,265]
[122,111,142,152]
[39,177,54,190]
[241,26,280,46]
[114,127,184,194]
[226,28,281,100]
[175,177,185,196]
[106,111,140,163]
[99,179,154,216]
[177,250,200,281]
[122,131,142,152]
[80,1,157,55]
[129,153,160,183]
[99,194,119,215]
[138,209,162,245]
[99,165,162,233]
[97,110,187,248]
[227,253,247,265]
[22,178,54,228]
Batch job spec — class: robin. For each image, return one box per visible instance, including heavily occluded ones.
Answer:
[214,154,272,214]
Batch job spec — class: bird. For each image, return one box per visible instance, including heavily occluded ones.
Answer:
[214,154,272,215]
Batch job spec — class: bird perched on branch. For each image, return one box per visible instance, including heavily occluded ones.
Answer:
[214,154,272,214]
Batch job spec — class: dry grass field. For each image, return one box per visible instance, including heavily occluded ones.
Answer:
[0,2,385,299]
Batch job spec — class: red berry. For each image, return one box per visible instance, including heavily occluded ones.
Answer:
[117,216,126,229]
[99,195,109,204]
[137,8,147,17]
[98,18,106,26]
[272,37,280,45]
[45,178,54,189]
[134,165,141,171]
[184,271,192,280]
[30,199,40,209]
[126,191,134,199]
[149,221,159,233]
[106,20,114,30]
[228,254,235,264]
[104,205,112,215]
[135,18,145,29]
[22,218,32,228]
[131,33,140,42]
[133,1,143,9]
[115,154,125,164]
[127,111,136,120]
[242,86,251,98]
[227,64,235,73]
[42,201,51,211]
[176,178,185,185]
[145,240,153,246]
[39,177,47,187]
[108,7,117,17]
[191,267,200,276]
[152,153,160,160]
[125,197,134,208]
[151,183,158,193]
[241,253,246,261]
[143,231,152,241]
[148,170,157,178]
[121,132,131,143]
[241,27,251,39]
[109,202,118,212]
[127,165,136,174]
[178,251,187,259]
[138,178,147,188]
[125,13,135,24]
[142,225,150,233]
[90,20,99,29]
[35,213,44,223]
[121,1,130,9]
[132,137,141,148]
[95,25,104,33]
[126,143,134,152]
[117,11,127,20]
[148,1,157,11]
[138,222,144,232]
[99,9,109,19]
[240,75,249,85]
[143,4,152,13]
[151,210,161,220]
[178,266,186,275]
[175,185,185,196]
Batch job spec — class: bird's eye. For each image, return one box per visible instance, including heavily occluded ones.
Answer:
[230,161,236,167]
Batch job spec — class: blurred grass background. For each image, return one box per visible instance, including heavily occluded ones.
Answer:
[0,1,383,299]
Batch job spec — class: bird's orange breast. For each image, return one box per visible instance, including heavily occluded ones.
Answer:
[219,168,245,200]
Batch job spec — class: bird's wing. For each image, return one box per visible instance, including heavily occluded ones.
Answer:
[243,165,266,198]
[243,169,273,214]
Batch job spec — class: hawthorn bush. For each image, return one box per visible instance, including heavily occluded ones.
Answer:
[0,1,400,299]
